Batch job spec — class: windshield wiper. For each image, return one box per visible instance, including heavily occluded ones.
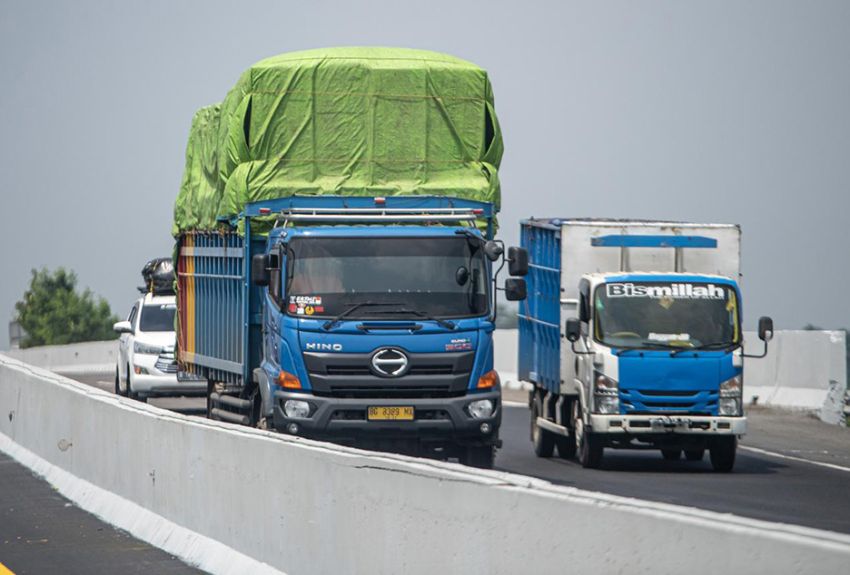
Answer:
[613,342,681,356]
[671,341,739,356]
[321,302,403,331]
[365,307,457,330]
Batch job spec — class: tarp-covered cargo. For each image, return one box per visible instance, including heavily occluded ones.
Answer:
[173,47,503,234]
[173,104,222,234]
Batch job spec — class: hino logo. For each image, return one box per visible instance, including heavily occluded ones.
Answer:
[371,348,409,378]
[305,342,343,352]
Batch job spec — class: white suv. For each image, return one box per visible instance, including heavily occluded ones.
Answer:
[113,293,205,401]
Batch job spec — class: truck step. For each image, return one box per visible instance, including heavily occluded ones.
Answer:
[536,417,570,437]
[210,408,250,425]
[210,392,253,411]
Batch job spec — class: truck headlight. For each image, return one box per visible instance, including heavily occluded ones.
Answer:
[594,372,619,414]
[134,342,163,355]
[468,399,495,419]
[719,398,741,416]
[720,374,742,397]
[719,374,742,416]
[283,399,311,418]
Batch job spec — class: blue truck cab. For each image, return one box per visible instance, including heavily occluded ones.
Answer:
[177,195,528,468]
[518,219,773,472]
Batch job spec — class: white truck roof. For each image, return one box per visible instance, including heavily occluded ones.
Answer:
[522,218,741,303]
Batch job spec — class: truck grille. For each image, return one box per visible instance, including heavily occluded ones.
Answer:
[304,351,474,398]
[619,389,718,416]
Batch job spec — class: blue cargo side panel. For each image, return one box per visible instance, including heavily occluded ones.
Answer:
[518,222,562,394]
[176,232,265,385]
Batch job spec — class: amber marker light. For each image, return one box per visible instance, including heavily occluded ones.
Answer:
[278,371,301,389]
[477,369,499,389]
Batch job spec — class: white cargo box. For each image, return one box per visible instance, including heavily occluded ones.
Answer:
[553,219,741,302]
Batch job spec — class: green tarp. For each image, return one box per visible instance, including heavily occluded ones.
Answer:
[173,47,503,235]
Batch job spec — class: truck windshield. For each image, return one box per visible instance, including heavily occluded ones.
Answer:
[594,281,740,349]
[286,237,489,319]
[139,303,176,332]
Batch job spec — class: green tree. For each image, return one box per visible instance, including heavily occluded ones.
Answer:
[14,268,119,348]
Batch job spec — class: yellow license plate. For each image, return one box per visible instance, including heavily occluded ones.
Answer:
[367,406,415,421]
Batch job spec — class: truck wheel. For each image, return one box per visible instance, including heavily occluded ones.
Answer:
[206,381,215,419]
[555,434,576,459]
[661,448,682,461]
[461,445,495,469]
[531,399,555,458]
[709,437,737,472]
[684,448,705,461]
[574,401,602,468]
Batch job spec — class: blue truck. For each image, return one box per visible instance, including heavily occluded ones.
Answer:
[519,219,773,471]
[176,195,528,468]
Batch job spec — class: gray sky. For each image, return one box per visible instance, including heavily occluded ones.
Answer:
[1,0,849,348]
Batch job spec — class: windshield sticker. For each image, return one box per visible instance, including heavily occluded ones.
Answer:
[606,283,726,300]
[648,332,691,342]
[445,337,473,351]
[288,295,324,315]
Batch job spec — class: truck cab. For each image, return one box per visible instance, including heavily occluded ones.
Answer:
[180,196,527,469]
[565,272,773,470]
[519,219,772,472]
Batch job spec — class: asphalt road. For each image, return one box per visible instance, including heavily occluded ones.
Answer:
[496,398,850,535]
[0,451,203,575]
[69,373,850,536]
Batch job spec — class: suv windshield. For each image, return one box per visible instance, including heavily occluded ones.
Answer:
[139,303,176,332]
[594,281,740,349]
[286,237,489,319]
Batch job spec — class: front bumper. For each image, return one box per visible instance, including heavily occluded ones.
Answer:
[271,389,501,446]
[589,413,747,436]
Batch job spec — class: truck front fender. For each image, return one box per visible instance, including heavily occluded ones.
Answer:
[253,368,275,417]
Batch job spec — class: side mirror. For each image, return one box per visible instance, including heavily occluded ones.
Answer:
[113,320,132,334]
[758,316,774,342]
[504,278,527,301]
[483,240,503,262]
[251,254,270,286]
[507,247,529,276]
[565,318,581,342]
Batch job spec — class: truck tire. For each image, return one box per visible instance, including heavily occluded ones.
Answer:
[531,400,555,458]
[578,432,603,469]
[206,381,215,419]
[574,401,602,468]
[709,437,737,472]
[555,434,576,459]
[684,448,705,461]
[661,448,682,461]
[461,445,495,469]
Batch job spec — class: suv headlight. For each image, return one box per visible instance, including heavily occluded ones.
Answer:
[719,374,742,416]
[134,342,163,355]
[594,372,619,414]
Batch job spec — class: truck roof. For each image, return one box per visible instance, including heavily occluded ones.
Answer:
[586,271,738,283]
[521,218,739,230]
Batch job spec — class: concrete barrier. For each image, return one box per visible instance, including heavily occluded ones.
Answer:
[2,354,850,574]
[2,340,116,375]
[494,329,848,423]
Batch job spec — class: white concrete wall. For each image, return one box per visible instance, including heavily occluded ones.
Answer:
[2,340,116,374]
[1,354,849,575]
[494,329,848,422]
